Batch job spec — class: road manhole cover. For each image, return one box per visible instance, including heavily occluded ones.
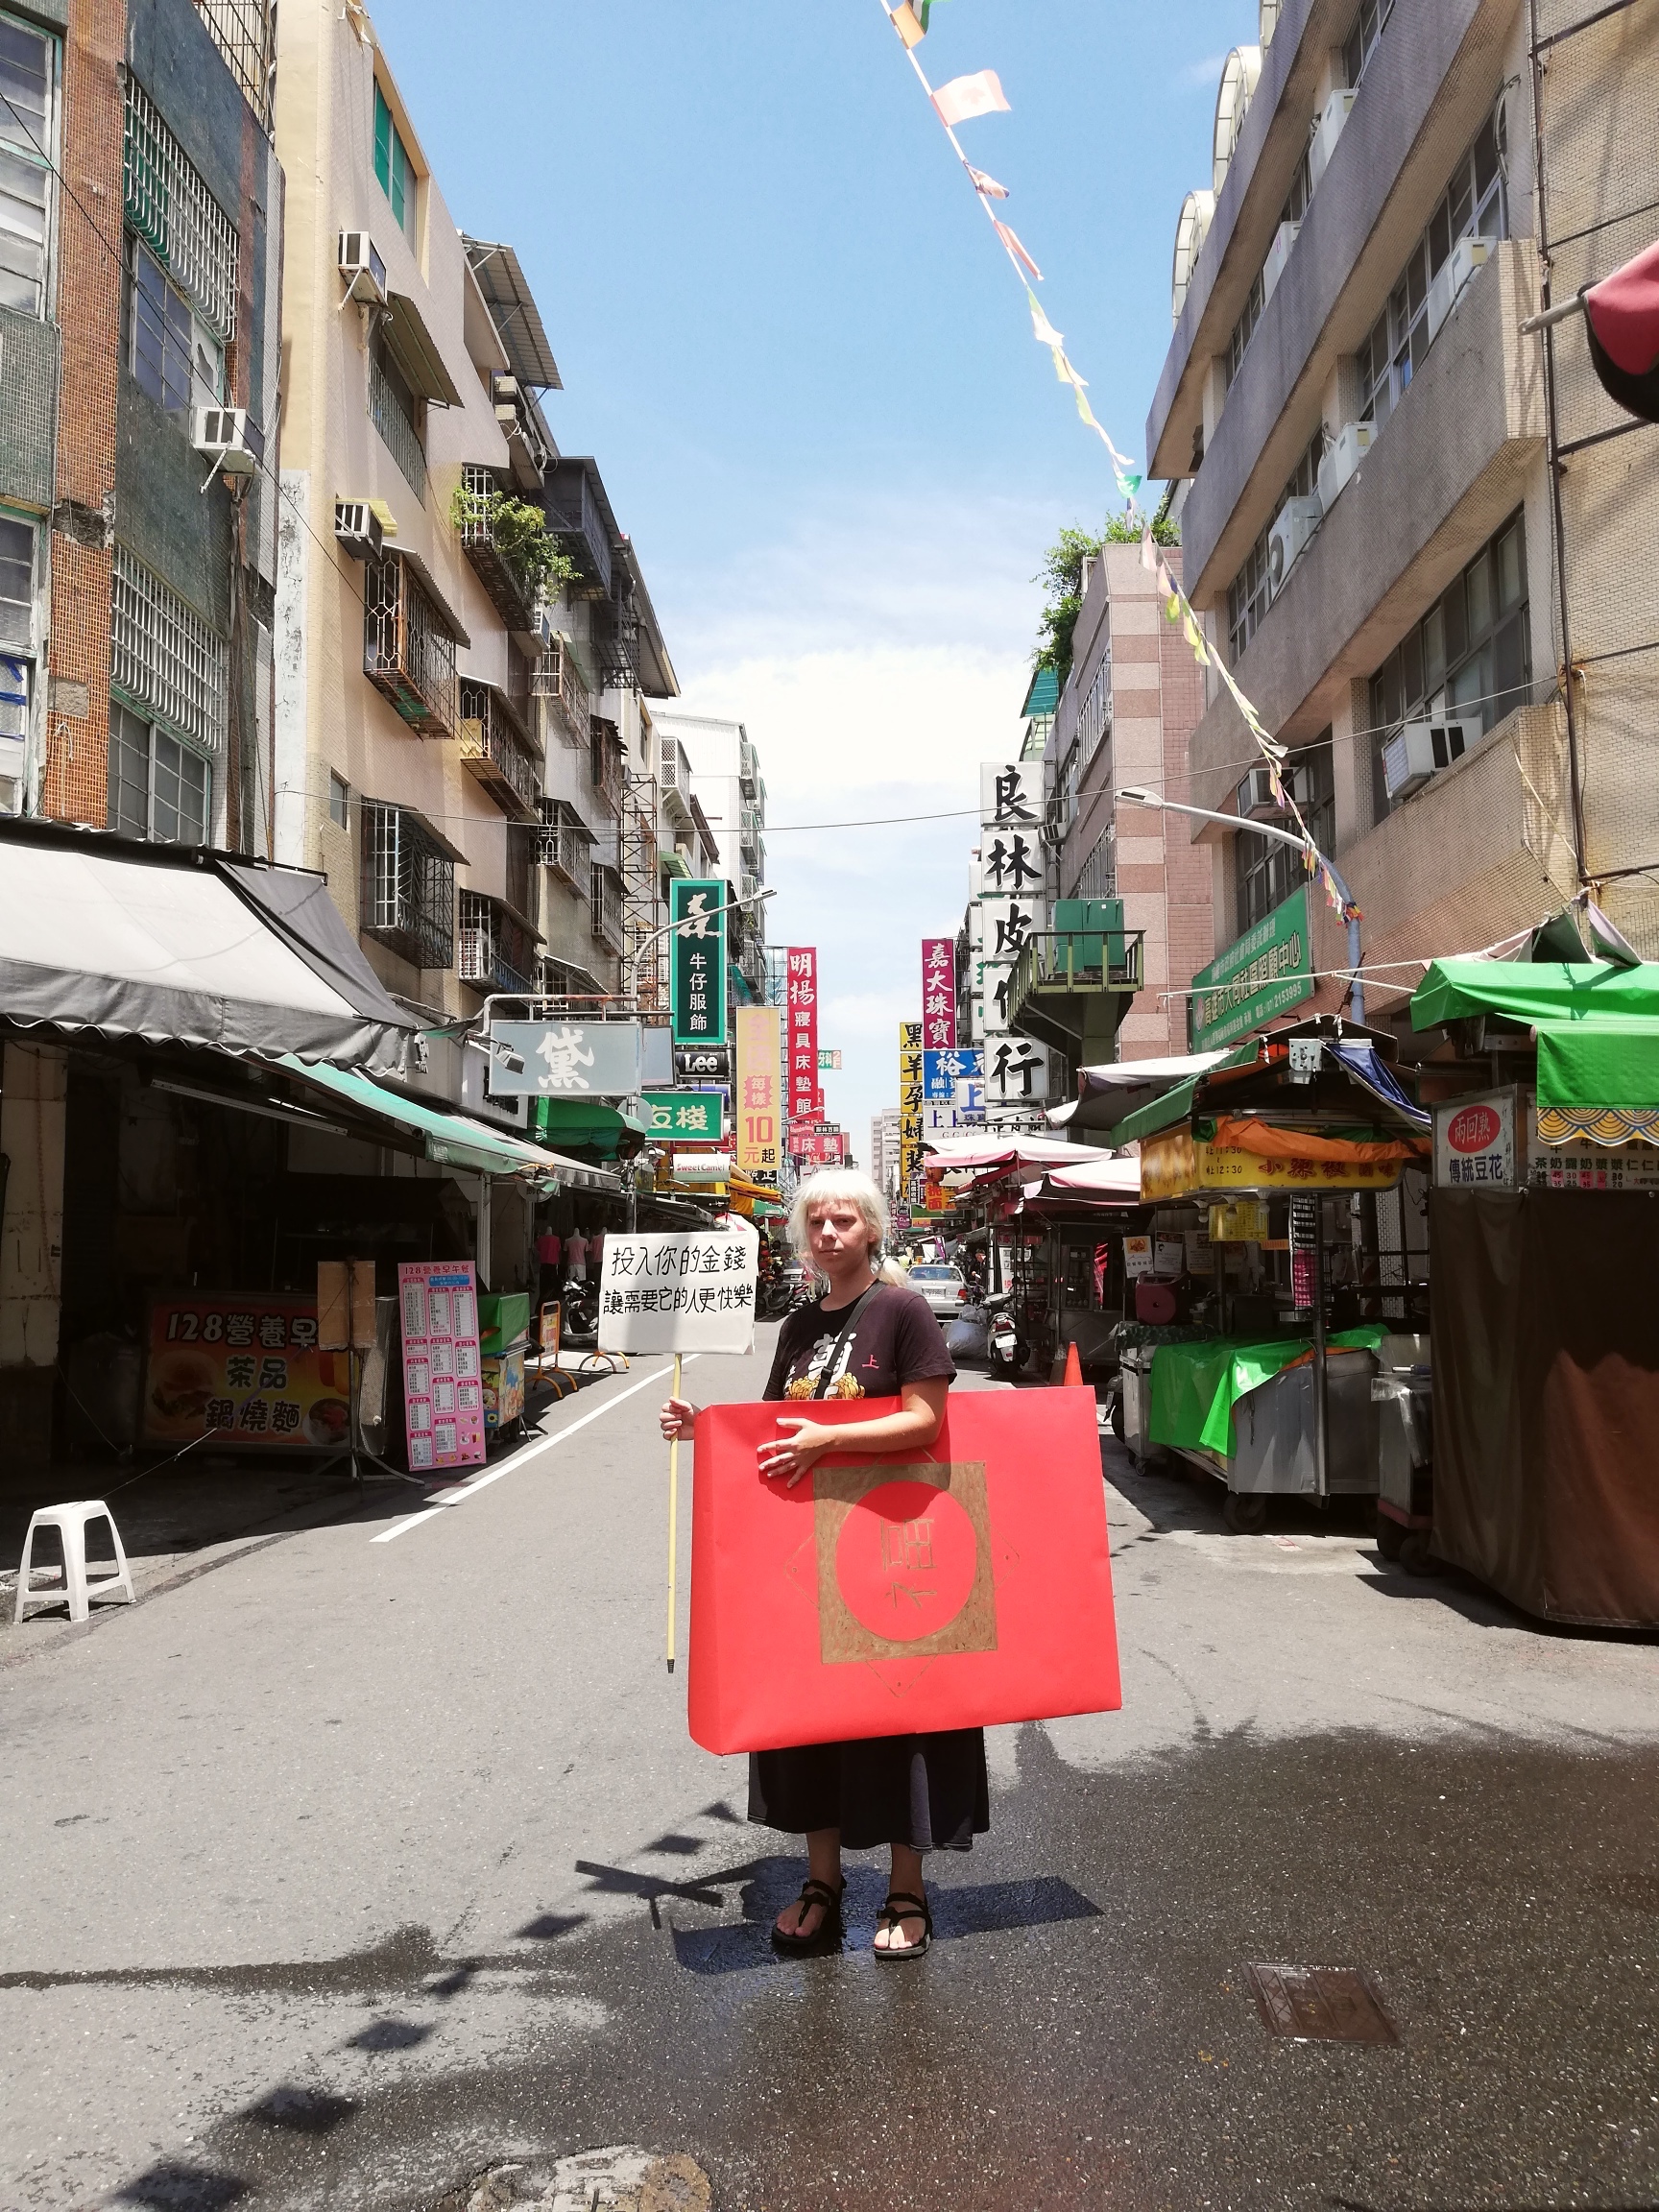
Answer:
[1245,1962,1400,2045]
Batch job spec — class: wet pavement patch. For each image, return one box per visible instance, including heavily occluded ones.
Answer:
[1246,1961,1401,2045]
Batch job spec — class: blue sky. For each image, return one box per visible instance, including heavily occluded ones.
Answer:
[373,0,1251,1159]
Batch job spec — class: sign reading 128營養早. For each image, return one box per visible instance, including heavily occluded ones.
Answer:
[670,878,728,1047]
[597,1231,757,1355]
[1190,886,1313,1051]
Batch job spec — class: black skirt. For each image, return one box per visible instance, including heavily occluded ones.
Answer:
[749,1729,989,1853]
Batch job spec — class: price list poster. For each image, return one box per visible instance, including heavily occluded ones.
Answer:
[397,1262,487,1472]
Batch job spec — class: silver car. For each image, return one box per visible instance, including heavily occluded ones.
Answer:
[906,1263,971,1322]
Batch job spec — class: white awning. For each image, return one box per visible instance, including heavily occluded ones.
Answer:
[0,826,415,1072]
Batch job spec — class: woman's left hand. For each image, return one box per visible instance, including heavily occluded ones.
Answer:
[757,1417,837,1488]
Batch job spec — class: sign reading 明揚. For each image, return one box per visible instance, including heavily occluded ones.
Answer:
[643,1088,726,1142]
[669,878,728,1046]
[1190,886,1313,1051]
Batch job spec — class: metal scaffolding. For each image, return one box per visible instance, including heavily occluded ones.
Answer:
[620,768,662,1007]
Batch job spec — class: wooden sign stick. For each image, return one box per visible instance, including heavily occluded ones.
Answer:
[666,1351,683,1673]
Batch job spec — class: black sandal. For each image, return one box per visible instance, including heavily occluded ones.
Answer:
[771,1876,845,1956]
[874,1889,932,1961]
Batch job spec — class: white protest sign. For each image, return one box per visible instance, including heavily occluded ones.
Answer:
[597,1230,757,1355]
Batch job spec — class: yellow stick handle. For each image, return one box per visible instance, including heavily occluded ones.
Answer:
[666,1352,683,1673]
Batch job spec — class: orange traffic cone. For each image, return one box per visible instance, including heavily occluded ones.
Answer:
[1063,1339,1085,1387]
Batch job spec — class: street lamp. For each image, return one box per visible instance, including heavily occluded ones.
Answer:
[1117,787,1363,1023]
[625,883,777,1008]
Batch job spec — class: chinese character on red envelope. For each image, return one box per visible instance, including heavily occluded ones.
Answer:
[687,1390,1119,1752]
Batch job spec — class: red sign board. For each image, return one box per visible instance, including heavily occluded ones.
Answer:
[922,936,956,1050]
[143,1294,344,1450]
[687,1389,1119,1752]
[1447,1104,1502,1153]
[785,948,819,1126]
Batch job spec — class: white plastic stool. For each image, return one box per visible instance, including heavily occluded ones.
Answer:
[13,1501,134,1624]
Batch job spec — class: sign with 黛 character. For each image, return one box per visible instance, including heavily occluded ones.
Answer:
[486,1020,641,1097]
[597,1230,757,1356]
[687,1388,1119,1752]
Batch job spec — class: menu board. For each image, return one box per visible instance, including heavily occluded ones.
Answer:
[142,1295,342,1451]
[397,1262,486,1472]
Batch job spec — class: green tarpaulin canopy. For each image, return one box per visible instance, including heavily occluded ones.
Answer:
[1411,958,1659,1110]
[1149,1326,1388,1456]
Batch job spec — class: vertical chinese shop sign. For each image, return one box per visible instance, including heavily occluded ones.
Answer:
[899,1019,925,1199]
[670,878,728,1047]
[922,936,956,1050]
[785,947,819,1129]
[735,1003,782,1179]
[397,1261,487,1472]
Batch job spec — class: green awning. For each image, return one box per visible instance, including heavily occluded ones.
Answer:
[1110,1040,1260,1147]
[1411,958,1659,1110]
[530,1094,643,1160]
[1022,666,1059,718]
[282,1056,575,1178]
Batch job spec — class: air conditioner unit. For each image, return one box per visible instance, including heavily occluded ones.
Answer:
[1427,233,1491,341]
[1261,219,1300,304]
[1316,419,1373,509]
[1308,88,1356,188]
[337,229,388,304]
[491,372,520,425]
[1382,717,1472,803]
[1236,762,1311,818]
[191,408,257,476]
[1267,494,1322,598]
[334,498,384,562]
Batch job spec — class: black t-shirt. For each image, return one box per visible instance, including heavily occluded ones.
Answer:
[763,1283,957,1403]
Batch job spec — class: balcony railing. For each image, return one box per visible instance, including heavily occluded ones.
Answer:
[533,634,590,748]
[360,802,454,971]
[458,890,538,995]
[589,863,624,953]
[369,352,426,502]
[457,679,540,820]
[589,716,624,818]
[363,556,457,736]
[537,803,591,895]
[454,463,538,633]
[544,460,613,596]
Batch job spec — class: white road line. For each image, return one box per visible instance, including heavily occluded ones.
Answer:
[371,1357,700,1545]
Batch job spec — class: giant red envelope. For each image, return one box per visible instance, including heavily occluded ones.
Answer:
[687,1389,1119,1754]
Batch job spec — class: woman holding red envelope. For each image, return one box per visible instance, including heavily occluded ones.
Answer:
[661,1166,984,1959]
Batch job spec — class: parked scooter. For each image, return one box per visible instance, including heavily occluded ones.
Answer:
[983,1288,1028,1377]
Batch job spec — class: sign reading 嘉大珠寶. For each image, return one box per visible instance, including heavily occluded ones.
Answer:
[670,879,728,1047]
[1190,886,1313,1051]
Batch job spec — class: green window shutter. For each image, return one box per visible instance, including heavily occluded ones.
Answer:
[373,82,393,199]
[123,85,168,260]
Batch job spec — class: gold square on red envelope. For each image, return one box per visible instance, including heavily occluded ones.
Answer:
[687,1389,1119,1754]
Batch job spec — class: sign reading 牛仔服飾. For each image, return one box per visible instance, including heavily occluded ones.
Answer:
[643,1089,726,1142]
[1190,886,1313,1050]
[598,1231,757,1355]
[397,1262,486,1472]
[670,878,728,1047]
[487,1021,641,1097]
[735,1003,781,1177]
[922,936,956,1050]
[1432,1088,1519,1190]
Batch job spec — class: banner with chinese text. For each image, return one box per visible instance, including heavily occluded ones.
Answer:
[598,1231,757,1355]
[899,1019,925,1199]
[922,936,955,1049]
[785,948,819,1124]
[142,1296,336,1451]
[735,1003,782,1178]
[669,879,728,1046]
[397,1262,487,1471]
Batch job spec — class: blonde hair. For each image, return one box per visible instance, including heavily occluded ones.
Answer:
[788,1167,906,1286]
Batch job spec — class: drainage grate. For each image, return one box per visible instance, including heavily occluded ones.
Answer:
[1245,1962,1401,2045]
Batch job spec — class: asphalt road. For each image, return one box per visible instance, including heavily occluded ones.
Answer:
[4,1329,1659,2211]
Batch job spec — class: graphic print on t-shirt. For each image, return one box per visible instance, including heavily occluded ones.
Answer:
[784,1329,865,1401]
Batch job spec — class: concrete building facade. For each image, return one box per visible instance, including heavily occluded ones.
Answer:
[651,709,770,1004]
[1146,0,1659,1035]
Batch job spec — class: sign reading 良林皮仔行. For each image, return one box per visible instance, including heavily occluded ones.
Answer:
[1190,886,1313,1051]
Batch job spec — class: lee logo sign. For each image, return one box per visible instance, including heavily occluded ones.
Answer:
[1433,1089,1518,1190]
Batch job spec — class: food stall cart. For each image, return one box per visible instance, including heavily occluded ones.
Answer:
[1409,947,1659,1625]
[1102,1017,1430,1529]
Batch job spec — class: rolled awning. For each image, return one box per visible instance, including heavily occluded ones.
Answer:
[0,821,415,1073]
[282,1055,618,1185]
[1412,956,1659,1111]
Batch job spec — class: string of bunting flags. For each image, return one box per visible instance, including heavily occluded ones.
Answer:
[876,0,1359,928]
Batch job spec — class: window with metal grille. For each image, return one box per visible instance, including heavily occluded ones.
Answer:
[110,542,227,754]
[122,75,238,341]
[368,335,425,499]
[458,890,537,993]
[128,234,224,411]
[362,554,456,734]
[1368,510,1529,811]
[191,0,276,134]
[360,801,454,970]
[0,17,56,318]
[1072,830,1117,902]
[373,81,414,241]
[108,697,210,846]
[1358,104,1506,429]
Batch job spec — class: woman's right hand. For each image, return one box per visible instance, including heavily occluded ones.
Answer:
[660,1397,699,1443]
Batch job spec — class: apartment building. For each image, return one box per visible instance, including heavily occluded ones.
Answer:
[1146,0,1659,1042]
[652,709,770,1003]
[871,1105,901,1201]
[1046,543,1214,1057]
